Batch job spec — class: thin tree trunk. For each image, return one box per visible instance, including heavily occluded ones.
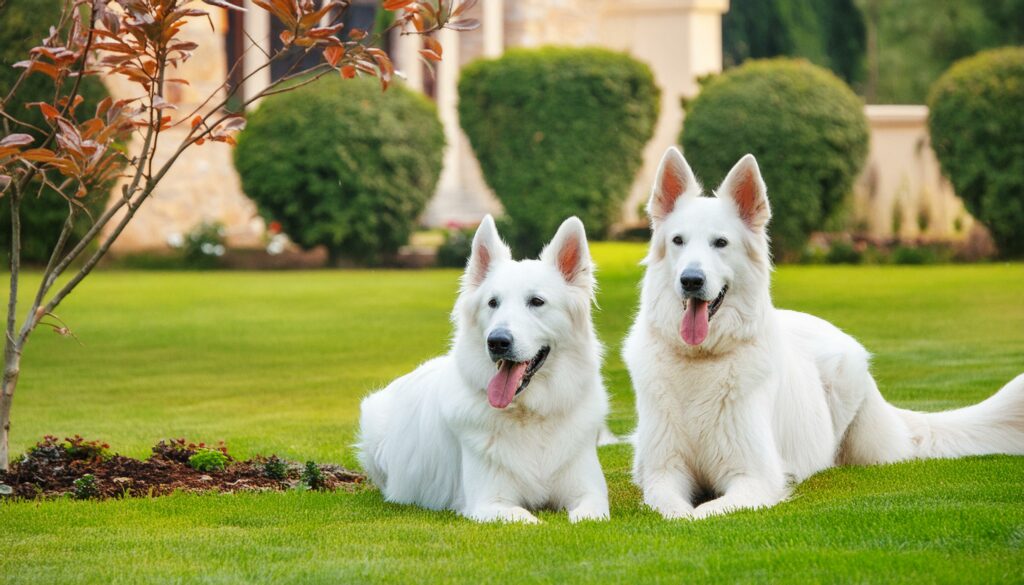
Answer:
[0,356,18,472]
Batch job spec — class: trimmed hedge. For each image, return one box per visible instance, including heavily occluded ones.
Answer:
[0,0,112,263]
[680,58,869,258]
[234,76,444,264]
[458,47,660,256]
[928,47,1024,257]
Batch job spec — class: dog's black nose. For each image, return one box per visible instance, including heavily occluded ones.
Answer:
[680,269,705,293]
[487,329,514,356]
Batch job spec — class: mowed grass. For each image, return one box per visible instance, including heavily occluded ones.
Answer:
[1,243,1022,584]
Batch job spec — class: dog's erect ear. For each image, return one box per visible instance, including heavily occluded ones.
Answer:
[646,146,699,223]
[541,216,593,289]
[464,215,511,288]
[716,154,771,231]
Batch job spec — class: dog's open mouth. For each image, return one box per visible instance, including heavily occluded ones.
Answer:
[680,285,728,346]
[487,346,550,409]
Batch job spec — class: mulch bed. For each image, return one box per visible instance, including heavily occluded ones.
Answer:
[0,436,363,500]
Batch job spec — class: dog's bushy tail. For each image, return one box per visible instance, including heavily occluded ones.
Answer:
[840,373,1024,465]
[894,373,1024,459]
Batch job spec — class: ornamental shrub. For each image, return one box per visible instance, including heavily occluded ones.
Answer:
[680,58,869,258]
[928,47,1024,257]
[0,0,113,263]
[234,76,444,264]
[458,47,660,256]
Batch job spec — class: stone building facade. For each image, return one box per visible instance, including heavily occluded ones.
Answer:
[102,0,972,253]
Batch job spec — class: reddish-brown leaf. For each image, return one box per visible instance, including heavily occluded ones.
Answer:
[341,65,357,79]
[20,148,60,163]
[323,45,345,67]
[279,29,295,45]
[382,0,415,10]
[452,0,478,18]
[191,115,204,129]
[423,36,443,58]
[446,18,480,31]
[0,134,34,148]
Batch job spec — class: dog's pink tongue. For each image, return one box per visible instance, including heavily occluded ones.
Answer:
[487,361,529,409]
[681,299,710,346]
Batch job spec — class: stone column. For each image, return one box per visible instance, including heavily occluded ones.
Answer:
[392,27,424,92]
[435,26,462,204]
[483,0,504,57]
[596,0,730,223]
[242,0,272,110]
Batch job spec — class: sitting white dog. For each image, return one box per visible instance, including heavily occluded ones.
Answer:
[625,146,1024,520]
[358,216,610,523]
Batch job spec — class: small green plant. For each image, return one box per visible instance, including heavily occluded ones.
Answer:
[301,461,326,491]
[188,448,230,472]
[177,221,227,269]
[263,456,288,480]
[63,435,111,462]
[73,474,99,500]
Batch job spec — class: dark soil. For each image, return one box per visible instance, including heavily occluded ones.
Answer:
[0,436,363,500]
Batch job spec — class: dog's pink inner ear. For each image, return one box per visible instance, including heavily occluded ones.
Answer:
[652,161,688,220]
[470,244,491,287]
[557,237,582,282]
[731,170,767,229]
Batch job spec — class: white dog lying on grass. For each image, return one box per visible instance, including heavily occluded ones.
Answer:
[358,216,610,523]
[625,146,1024,520]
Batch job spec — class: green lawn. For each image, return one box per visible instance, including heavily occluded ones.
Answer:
[2,243,1022,583]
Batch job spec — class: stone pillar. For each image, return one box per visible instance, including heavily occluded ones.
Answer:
[392,27,424,92]
[242,0,272,110]
[435,27,463,205]
[596,0,730,223]
[483,0,504,57]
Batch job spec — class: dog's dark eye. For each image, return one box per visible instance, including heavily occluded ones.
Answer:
[713,237,729,249]
[528,296,545,308]
[672,235,684,246]
[487,297,499,309]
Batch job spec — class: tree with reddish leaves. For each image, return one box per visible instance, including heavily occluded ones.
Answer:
[0,0,477,471]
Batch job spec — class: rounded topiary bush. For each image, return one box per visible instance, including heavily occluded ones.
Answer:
[234,76,444,264]
[680,58,869,258]
[928,47,1024,257]
[0,0,113,263]
[458,47,660,256]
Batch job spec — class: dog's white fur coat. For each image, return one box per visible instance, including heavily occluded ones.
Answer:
[625,147,1024,519]
[358,216,610,523]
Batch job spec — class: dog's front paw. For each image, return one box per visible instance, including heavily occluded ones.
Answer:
[568,502,610,523]
[692,499,735,520]
[649,502,694,520]
[468,506,540,524]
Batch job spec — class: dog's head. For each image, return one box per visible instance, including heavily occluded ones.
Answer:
[455,215,595,409]
[644,146,772,348]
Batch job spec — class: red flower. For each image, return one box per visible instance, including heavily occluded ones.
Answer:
[268,221,282,234]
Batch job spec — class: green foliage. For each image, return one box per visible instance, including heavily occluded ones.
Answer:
[724,0,866,86]
[63,435,110,462]
[301,460,326,490]
[0,0,114,263]
[188,448,230,472]
[458,47,660,256]
[263,455,288,480]
[234,76,444,265]
[181,221,226,269]
[680,59,869,258]
[861,0,1024,104]
[71,474,98,500]
[928,47,1024,257]
[435,225,474,268]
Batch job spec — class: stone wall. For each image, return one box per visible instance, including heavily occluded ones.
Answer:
[853,105,973,240]
[102,3,265,253]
